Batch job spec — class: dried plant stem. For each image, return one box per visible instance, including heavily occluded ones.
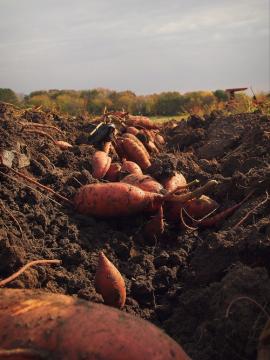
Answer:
[22,128,57,143]
[225,296,270,320]
[233,191,269,229]
[20,122,64,135]
[0,259,61,287]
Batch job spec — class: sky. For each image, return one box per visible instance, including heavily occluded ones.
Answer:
[0,0,269,95]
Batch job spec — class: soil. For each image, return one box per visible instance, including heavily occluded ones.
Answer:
[0,102,270,360]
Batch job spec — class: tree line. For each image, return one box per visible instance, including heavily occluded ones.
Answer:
[0,87,268,117]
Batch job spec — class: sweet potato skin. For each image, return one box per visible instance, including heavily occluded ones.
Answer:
[91,151,111,179]
[0,288,190,360]
[121,174,164,194]
[122,138,151,170]
[126,115,159,129]
[161,172,187,192]
[121,159,143,175]
[184,195,218,219]
[73,182,162,217]
[95,252,126,308]
[126,126,140,135]
[105,163,121,181]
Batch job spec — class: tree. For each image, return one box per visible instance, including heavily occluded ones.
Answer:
[213,90,229,102]
[0,88,19,104]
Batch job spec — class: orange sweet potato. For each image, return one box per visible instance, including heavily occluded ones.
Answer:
[121,159,143,175]
[184,195,219,219]
[126,115,159,129]
[0,288,190,360]
[91,151,112,179]
[126,126,140,135]
[121,137,151,170]
[121,174,164,194]
[73,182,164,216]
[122,133,150,159]
[54,140,73,150]
[95,252,126,309]
[161,172,187,192]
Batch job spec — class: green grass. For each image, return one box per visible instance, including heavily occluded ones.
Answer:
[150,114,188,123]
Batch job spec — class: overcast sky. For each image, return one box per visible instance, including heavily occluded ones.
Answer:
[0,0,269,94]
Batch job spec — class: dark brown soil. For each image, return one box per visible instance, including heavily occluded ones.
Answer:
[0,103,270,359]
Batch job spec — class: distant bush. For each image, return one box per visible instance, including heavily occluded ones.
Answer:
[0,88,19,105]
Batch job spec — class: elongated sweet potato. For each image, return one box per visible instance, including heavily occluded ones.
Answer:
[0,288,190,360]
[91,151,112,179]
[73,182,163,216]
[126,115,159,129]
[121,174,164,194]
[121,159,143,175]
[126,126,140,135]
[95,252,126,309]
[161,172,187,192]
[122,133,150,159]
[122,137,151,170]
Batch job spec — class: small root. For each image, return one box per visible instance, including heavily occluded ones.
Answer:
[0,348,49,359]
[233,191,269,229]
[225,296,270,320]
[20,121,64,135]
[0,259,61,287]
[180,208,198,231]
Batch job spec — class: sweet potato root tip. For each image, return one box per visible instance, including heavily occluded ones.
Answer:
[54,140,73,150]
[91,151,112,179]
[199,191,254,228]
[95,252,126,309]
[0,288,190,359]
[103,141,111,155]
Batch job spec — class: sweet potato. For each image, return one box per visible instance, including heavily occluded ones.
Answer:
[155,133,165,145]
[73,181,217,217]
[73,182,164,216]
[121,159,143,175]
[165,181,218,222]
[184,195,219,219]
[105,162,122,181]
[122,133,150,159]
[91,151,112,179]
[0,288,190,360]
[145,140,159,154]
[126,115,159,129]
[126,126,139,135]
[54,140,73,150]
[161,172,187,192]
[121,174,164,194]
[121,137,151,170]
[95,252,126,309]
[103,141,111,155]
